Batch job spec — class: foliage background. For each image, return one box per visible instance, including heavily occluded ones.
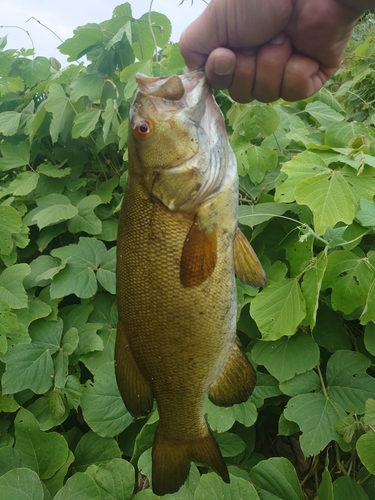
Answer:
[0,3,374,499]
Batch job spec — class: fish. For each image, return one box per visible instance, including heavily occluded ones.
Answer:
[115,71,266,496]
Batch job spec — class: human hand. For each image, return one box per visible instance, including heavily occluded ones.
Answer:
[179,0,367,103]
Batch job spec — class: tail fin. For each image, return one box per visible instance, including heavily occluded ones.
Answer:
[152,424,229,495]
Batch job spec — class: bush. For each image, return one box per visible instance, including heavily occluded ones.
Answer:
[0,3,374,498]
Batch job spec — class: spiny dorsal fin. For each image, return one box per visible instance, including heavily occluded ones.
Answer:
[180,220,217,288]
[234,228,266,288]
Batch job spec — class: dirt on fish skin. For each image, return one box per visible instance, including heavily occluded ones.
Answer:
[115,71,265,496]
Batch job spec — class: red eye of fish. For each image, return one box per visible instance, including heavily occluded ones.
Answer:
[135,120,152,138]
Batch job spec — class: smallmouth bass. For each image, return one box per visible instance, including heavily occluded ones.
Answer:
[115,72,266,495]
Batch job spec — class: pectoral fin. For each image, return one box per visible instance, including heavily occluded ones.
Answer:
[209,339,256,407]
[234,228,266,288]
[180,220,217,288]
[115,319,154,417]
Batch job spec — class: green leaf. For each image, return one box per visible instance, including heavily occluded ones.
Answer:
[194,472,260,500]
[364,398,375,427]
[1,343,53,394]
[357,432,375,475]
[250,279,306,340]
[0,301,18,354]
[301,250,328,329]
[249,457,304,500]
[96,247,116,294]
[29,318,63,353]
[133,13,172,61]
[361,279,375,325]
[252,332,320,382]
[53,472,101,500]
[86,458,135,500]
[70,74,104,102]
[305,101,344,127]
[280,370,321,397]
[294,169,356,235]
[0,141,30,171]
[44,84,71,143]
[204,397,257,433]
[0,468,44,500]
[51,237,107,299]
[322,250,373,314]
[72,108,101,139]
[0,205,22,257]
[67,195,102,235]
[72,431,121,474]
[333,476,369,500]
[58,26,104,60]
[81,362,133,437]
[14,408,69,479]
[336,415,356,443]
[37,162,71,178]
[0,263,30,309]
[244,105,280,139]
[317,455,334,500]
[238,202,288,228]
[283,393,347,456]
[215,432,246,457]
[23,57,51,87]
[364,322,375,355]
[275,151,327,203]
[9,171,39,196]
[246,145,278,184]
[0,111,20,135]
[326,350,375,414]
[356,199,375,227]
[28,194,78,229]
[324,121,370,148]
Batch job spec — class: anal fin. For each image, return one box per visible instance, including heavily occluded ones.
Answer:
[209,340,256,407]
[234,228,266,288]
[180,220,217,288]
[152,424,229,496]
[114,320,153,417]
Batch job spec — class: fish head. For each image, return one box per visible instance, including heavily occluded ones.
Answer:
[128,72,229,213]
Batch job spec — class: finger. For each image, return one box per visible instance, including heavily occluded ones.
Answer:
[252,34,293,103]
[204,48,237,90]
[227,51,257,103]
[281,53,336,101]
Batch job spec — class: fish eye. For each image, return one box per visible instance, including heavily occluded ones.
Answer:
[135,120,152,138]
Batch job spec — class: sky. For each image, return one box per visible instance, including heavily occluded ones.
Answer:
[0,0,207,65]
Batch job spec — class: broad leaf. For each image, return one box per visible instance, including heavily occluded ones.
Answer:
[0,468,44,500]
[51,237,107,299]
[250,279,306,340]
[284,393,347,456]
[326,350,375,414]
[356,433,375,475]
[301,250,328,329]
[252,332,320,382]
[238,202,288,228]
[322,250,373,314]
[14,408,69,479]
[204,397,257,433]
[72,108,101,138]
[0,263,30,309]
[72,431,121,474]
[1,343,54,394]
[250,457,304,500]
[194,472,260,500]
[81,362,133,437]
[0,141,30,171]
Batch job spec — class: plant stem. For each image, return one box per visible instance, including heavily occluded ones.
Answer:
[27,17,63,43]
[148,0,158,63]
[317,363,329,400]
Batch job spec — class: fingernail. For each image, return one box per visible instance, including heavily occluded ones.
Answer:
[270,33,287,45]
[213,56,235,76]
